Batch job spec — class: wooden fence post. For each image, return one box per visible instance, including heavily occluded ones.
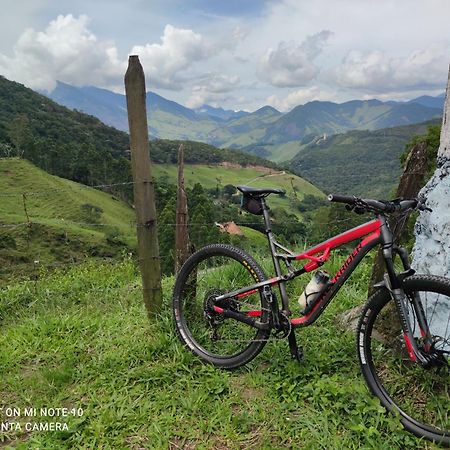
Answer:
[125,55,162,317]
[175,143,192,273]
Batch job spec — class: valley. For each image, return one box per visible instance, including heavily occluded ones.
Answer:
[0,74,441,281]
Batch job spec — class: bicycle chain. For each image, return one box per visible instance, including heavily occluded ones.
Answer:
[206,297,293,343]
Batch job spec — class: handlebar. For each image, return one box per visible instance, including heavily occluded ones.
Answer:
[327,194,431,214]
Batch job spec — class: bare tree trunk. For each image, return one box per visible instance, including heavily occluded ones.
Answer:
[175,144,192,273]
[412,64,450,277]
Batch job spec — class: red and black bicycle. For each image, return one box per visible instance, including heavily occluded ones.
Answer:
[173,185,450,445]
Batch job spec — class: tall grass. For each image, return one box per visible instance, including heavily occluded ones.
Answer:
[0,255,439,449]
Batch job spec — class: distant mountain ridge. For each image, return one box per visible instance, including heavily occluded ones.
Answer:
[194,104,249,121]
[46,82,443,162]
[0,76,283,199]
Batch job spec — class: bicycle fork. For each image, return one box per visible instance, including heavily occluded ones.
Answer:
[378,217,434,367]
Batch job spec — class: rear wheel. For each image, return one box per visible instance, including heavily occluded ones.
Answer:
[173,244,271,368]
[358,275,450,445]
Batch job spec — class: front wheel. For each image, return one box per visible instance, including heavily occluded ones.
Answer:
[173,244,272,369]
[358,275,450,446]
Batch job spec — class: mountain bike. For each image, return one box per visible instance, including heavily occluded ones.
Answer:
[172,185,450,445]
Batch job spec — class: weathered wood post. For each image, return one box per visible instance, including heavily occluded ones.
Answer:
[412,65,450,276]
[125,55,162,317]
[175,143,192,273]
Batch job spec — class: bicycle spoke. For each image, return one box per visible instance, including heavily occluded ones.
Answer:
[362,279,450,439]
[173,245,271,365]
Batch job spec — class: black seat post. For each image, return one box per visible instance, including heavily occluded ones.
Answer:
[261,197,272,233]
[261,196,291,316]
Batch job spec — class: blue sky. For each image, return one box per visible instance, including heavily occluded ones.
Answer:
[1,0,449,111]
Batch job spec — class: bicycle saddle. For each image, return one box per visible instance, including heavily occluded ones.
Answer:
[237,185,285,197]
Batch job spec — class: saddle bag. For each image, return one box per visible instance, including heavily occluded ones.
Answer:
[241,194,263,215]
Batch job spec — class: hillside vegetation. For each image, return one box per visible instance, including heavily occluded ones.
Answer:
[0,76,284,203]
[289,120,441,198]
[0,158,136,281]
[154,163,323,211]
[0,156,322,280]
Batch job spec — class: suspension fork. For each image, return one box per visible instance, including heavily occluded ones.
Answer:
[394,246,433,351]
[379,216,431,365]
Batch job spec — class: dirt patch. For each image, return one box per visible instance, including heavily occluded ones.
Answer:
[0,430,32,449]
[218,162,274,173]
[230,377,265,402]
[3,170,13,177]
[216,221,244,236]
[168,437,200,450]
[125,435,150,450]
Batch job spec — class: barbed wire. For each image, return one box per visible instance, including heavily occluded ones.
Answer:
[0,216,356,230]
[0,171,418,198]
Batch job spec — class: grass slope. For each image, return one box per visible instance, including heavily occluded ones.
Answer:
[0,158,136,278]
[0,158,323,281]
[149,110,218,142]
[0,257,439,449]
[154,163,324,215]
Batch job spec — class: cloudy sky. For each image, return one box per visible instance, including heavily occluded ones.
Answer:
[0,0,449,111]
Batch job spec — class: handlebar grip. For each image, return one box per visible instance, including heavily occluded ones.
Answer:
[328,194,356,204]
[400,199,418,210]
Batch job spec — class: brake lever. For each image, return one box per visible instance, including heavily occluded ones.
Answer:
[419,204,433,213]
[417,196,432,213]
[345,203,366,215]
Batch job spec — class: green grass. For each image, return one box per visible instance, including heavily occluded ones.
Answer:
[150,110,218,141]
[0,158,134,229]
[0,255,440,449]
[0,158,136,282]
[240,226,267,248]
[0,158,323,282]
[154,163,324,216]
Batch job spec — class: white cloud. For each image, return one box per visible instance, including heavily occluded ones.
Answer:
[186,74,240,108]
[0,14,124,92]
[0,16,231,95]
[131,25,215,90]
[334,46,449,92]
[257,30,332,87]
[266,86,336,111]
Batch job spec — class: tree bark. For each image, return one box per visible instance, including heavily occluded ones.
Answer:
[412,64,450,277]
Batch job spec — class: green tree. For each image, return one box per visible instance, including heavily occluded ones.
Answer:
[223,184,236,199]
[7,114,32,157]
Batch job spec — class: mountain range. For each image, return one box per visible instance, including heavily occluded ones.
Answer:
[0,75,320,276]
[47,81,444,162]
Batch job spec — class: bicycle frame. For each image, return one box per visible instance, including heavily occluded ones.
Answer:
[212,196,432,365]
[214,210,381,328]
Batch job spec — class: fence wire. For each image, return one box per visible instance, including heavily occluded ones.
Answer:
[0,181,359,286]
